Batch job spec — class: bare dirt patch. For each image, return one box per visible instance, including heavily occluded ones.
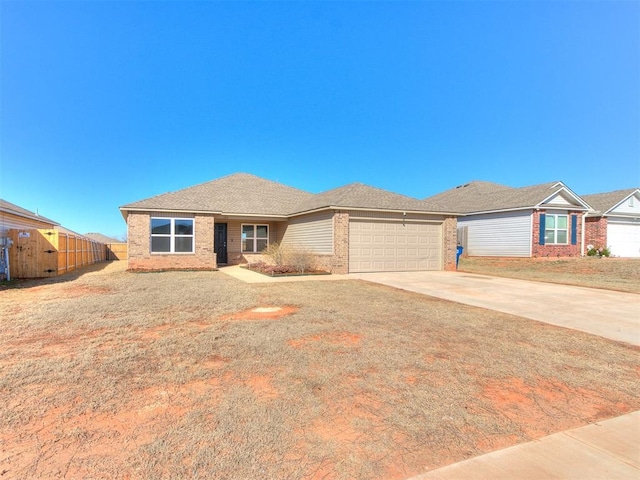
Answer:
[1,261,638,479]
[459,256,640,293]
[220,305,298,321]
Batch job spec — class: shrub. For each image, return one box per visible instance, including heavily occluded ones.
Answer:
[254,243,318,274]
[262,242,289,266]
[586,245,611,257]
[286,247,315,274]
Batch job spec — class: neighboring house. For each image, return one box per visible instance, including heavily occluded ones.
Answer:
[582,188,640,257]
[1,198,59,235]
[119,173,458,273]
[425,181,591,257]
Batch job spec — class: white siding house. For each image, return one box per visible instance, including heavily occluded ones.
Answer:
[458,211,531,257]
[426,181,591,258]
[584,189,640,258]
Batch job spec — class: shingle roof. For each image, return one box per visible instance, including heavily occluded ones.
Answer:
[121,173,455,217]
[0,198,59,225]
[294,183,453,214]
[85,232,123,244]
[425,180,586,213]
[121,173,314,216]
[582,188,639,215]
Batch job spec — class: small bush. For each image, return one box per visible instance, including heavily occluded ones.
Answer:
[262,243,289,266]
[286,248,315,274]
[586,245,611,257]
[249,243,319,275]
[587,245,611,257]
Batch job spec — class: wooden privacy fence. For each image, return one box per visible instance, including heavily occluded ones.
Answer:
[8,228,107,279]
[106,242,128,261]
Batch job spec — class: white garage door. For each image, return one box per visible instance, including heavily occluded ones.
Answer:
[608,221,640,257]
[349,220,442,272]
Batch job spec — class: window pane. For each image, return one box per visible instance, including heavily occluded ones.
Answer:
[556,231,568,244]
[556,216,567,229]
[242,225,255,237]
[256,239,268,252]
[545,231,555,244]
[175,237,193,252]
[151,236,171,252]
[546,216,556,228]
[256,225,268,238]
[175,219,193,235]
[151,218,171,234]
[242,238,250,252]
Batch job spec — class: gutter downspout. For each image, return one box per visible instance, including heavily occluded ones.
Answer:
[3,245,10,281]
[581,213,586,256]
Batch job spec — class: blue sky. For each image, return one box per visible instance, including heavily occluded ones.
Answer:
[2,0,638,238]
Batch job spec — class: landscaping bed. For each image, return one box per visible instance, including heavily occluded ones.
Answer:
[244,260,330,277]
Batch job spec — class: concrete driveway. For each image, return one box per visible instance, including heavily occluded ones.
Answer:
[349,271,640,346]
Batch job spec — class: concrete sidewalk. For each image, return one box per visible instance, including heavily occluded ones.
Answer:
[409,410,640,480]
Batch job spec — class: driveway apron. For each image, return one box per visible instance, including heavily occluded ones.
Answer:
[349,271,640,346]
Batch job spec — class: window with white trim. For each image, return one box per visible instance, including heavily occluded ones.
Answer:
[242,224,268,253]
[151,218,194,253]
[544,214,568,244]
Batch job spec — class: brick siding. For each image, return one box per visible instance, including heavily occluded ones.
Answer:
[127,212,216,271]
[531,210,583,257]
[443,216,458,270]
[584,217,607,252]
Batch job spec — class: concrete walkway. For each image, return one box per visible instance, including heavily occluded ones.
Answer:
[350,271,640,346]
[220,266,640,479]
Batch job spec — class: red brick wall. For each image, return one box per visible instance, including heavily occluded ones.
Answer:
[531,210,583,257]
[127,212,216,271]
[584,217,607,253]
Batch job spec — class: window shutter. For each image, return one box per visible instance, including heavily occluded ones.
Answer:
[539,214,546,245]
[571,215,578,245]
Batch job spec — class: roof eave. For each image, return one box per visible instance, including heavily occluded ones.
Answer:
[464,204,590,216]
[120,206,289,220]
[0,207,60,226]
[290,205,459,217]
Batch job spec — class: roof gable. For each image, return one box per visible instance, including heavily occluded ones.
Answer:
[583,188,640,216]
[426,180,589,213]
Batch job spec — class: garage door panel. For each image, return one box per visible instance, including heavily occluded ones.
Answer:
[608,221,640,257]
[349,220,442,272]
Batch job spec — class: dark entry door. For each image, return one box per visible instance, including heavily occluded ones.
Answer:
[214,223,228,265]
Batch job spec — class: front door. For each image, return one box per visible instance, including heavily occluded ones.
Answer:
[214,223,228,265]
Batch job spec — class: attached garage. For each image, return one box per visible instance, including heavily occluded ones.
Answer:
[607,219,640,257]
[349,220,442,272]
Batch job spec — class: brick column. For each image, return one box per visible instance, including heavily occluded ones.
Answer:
[443,216,457,271]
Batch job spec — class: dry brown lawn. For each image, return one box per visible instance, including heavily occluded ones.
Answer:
[459,257,640,293]
[1,261,638,479]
